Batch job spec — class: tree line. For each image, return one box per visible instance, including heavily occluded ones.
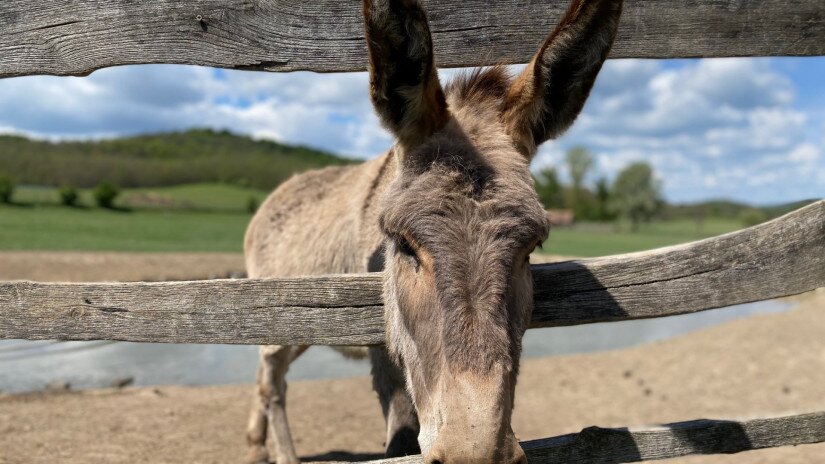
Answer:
[534,146,663,230]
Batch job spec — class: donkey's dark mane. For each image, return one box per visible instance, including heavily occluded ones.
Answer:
[445,65,512,107]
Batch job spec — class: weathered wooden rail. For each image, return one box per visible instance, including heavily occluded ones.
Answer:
[1,0,823,78]
[329,411,825,463]
[2,201,822,345]
[1,0,824,461]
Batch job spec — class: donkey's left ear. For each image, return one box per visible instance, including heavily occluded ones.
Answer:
[363,0,448,152]
[503,0,622,158]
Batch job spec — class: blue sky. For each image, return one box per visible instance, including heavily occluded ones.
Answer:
[0,57,822,205]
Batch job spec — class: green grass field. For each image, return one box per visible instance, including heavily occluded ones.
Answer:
[1,191,745,255]
[0,205,250,252]
[540,218,742,257]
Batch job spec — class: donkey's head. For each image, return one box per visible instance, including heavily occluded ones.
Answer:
[364,0,621,462]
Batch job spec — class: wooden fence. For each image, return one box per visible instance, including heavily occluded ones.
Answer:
[1,1,824,462]
[1,0,823,78]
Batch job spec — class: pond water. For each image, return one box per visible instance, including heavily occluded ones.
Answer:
[0,299,792,393]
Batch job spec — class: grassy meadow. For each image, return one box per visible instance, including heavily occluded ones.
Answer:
[1,183,261,252]
[0,206,248,252]
[541,218,741,257]
[1,182,745,256]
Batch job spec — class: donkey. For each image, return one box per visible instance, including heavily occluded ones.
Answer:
[244,0,622,462]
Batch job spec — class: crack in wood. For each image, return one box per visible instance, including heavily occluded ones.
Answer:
[92,306,128,314]
[27,20,82,33]
[231,59,290,70]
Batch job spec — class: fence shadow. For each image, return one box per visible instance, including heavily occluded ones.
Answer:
[521,418,753,463]
[300,451,384,462]
[665,418,754,454]
[531,259,637,328]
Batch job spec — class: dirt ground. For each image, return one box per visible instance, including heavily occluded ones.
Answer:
[0,251,246,282]
[0,252,823,463]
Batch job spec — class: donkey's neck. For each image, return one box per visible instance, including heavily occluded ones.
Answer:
[358,149,399,272]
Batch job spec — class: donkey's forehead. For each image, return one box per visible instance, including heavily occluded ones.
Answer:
[381,163,548,243]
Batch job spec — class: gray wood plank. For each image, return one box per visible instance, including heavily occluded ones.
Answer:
[1,0,823,79]
[323,411,825,463]
[0,200,821,345]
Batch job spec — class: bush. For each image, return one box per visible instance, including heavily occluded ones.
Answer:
[93,181,120,209]
[739,208,767,227]
[0,175,12,203]
[246,196,260,214]
[58,186,79,207]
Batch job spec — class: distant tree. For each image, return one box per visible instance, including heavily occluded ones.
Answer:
[566,146,593,189]
[594,177,612,221]
[533,167,564,209]
[610,162,663,231]
[0,175,13,203]
[58,186,79,207]
[93,182,120,209]
[565,146,594,217]
[738,208,767,227]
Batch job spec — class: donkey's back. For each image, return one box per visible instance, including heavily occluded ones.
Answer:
[245,153,391,279]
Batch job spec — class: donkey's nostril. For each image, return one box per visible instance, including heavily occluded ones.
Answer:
[429,460,442,464]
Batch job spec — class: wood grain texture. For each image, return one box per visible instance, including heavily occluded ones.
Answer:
[1,200,822,345]
[1,0,823,78]
[324,411,825,463]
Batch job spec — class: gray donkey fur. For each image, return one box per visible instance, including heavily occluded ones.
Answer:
[244,0,622,462]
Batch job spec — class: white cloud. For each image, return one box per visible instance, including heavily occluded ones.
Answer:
[555,57,823,203]
[787,143,819,163]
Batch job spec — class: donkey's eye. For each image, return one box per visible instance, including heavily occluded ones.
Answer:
[396,236,420,267]
[397,236,416,257]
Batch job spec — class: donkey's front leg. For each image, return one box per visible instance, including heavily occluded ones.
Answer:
[369,347,421,457]
[246,345,307,464]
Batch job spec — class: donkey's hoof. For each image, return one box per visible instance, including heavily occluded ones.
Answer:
[274,457,301,464]
[245,446,269,464]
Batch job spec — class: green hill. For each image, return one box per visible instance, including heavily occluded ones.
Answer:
[0,129,354,190]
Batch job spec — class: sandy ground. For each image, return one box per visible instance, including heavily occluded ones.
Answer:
[0,251,246,282]
[0,252,823,463]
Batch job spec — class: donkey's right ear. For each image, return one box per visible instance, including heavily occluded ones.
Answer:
[363,0,448,150]
[502,0,622,158]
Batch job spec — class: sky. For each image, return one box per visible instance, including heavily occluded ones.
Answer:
[0,57,822,205]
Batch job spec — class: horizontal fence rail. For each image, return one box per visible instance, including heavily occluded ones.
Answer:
[1,200,822,346]
[1,0,824,78]
[328,411,825,463]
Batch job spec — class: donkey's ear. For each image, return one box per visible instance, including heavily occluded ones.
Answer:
[503,0,622,157]
[363,0,448,150]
